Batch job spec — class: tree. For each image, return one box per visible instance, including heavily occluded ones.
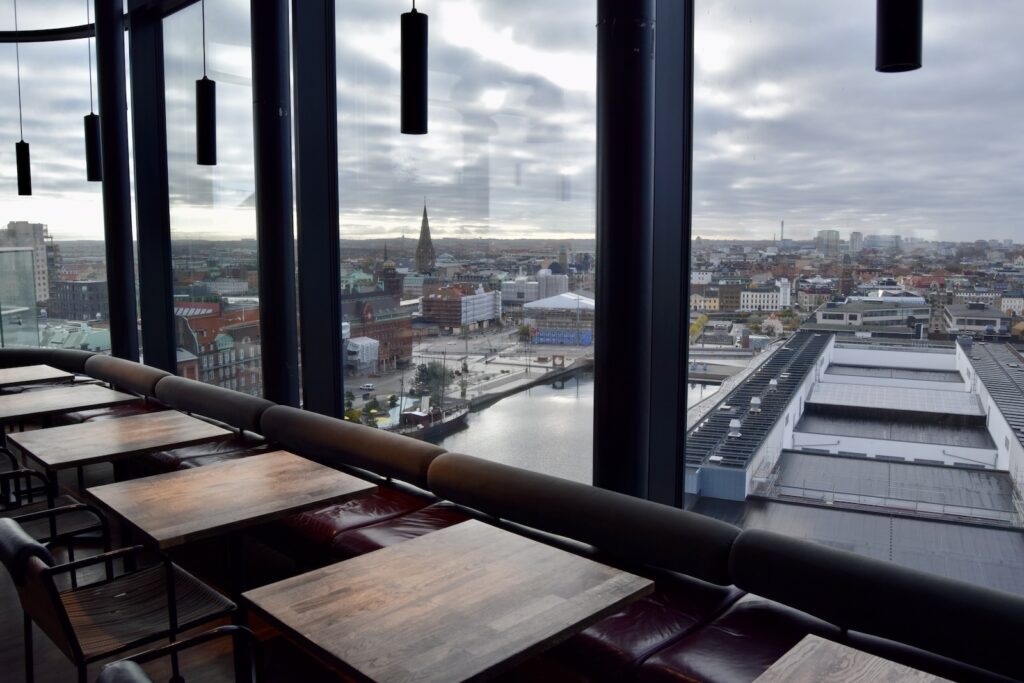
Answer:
[414,361,454,406]
[388,394,398,408]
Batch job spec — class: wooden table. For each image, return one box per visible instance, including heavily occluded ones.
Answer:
[8,410,234,490]
[0,364,74,388]
[88,450,377,549]
[243,519,654,683]
[0,384,137,426]
[755,634,952,682]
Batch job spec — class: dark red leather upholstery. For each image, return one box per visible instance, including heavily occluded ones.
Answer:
[283,485,434,548]
[54,400,165,425]
[330,501,470,559]
[549,578,745,680]
[636,595,842,683]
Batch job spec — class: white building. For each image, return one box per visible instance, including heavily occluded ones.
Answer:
[739,279,790,312]
[346,336,380,373]
[501,270,568,306]
[691,270,714,285]
[0,221,56,302]
[1001,293,1024,316]
[460,288,502,326]
[815,299,931,327]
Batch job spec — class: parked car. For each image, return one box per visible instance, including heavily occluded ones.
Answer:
[359,383,375,391]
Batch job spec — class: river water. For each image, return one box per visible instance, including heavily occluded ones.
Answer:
[434,374,718,484]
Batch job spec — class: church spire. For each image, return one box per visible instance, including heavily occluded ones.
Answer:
[415,199,436,274]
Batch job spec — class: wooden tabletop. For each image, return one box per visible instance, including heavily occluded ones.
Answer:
[88,450,377,549]
[243,519,654,683]
[0,364,74,388]
[0,384,137,424]
[755,635,952,682]
[8,410,234,471]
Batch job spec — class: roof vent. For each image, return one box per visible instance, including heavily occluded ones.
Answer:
[728,419,742,438]
[750,397,762,413]
[769,378,779,391]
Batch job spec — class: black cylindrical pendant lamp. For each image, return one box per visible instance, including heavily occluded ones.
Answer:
[84,113,102,181]
[196,76,217,165]
[401,3,427,134]
[16,140,31,196]
[876,0,922,72]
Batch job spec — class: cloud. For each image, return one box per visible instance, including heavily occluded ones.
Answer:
[0,0,1021,245]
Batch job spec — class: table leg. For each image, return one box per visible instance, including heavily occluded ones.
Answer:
[229,533,252,682]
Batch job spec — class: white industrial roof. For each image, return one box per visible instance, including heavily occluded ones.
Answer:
[523,292,595,311]
[807,382,984,416]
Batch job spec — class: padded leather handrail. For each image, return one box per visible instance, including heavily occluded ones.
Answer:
[259,405,446,490]
[0,348,94,373]
[154,376,274,434]
[729,528,1024,682]
[428,452,741,586]
[84,355,171,398]
[0,518,56,584]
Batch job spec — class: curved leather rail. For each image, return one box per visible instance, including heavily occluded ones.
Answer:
[0,348,94,373]
[154,376,274,434]
[428,452,740,586]
[260,405,445,490]
[0,518,56,585]
[729,528,1024,682]
[84,355,171,398]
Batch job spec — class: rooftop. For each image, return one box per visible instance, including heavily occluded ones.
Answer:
[795,410,996,450]
[967,342,1024,447]
[806,383,984,416]
[821,300,928,313]
[824,364,964,383]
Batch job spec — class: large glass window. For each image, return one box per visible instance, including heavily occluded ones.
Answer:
[336,0,596,482]
[0,33,114,353]
[164,1,262,394]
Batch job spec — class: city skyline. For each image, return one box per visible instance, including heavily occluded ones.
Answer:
[1,1,1023,242]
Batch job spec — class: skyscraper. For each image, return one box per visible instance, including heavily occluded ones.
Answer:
[850,231,864,253]
[816,229,841,257]
[415,202,436,274]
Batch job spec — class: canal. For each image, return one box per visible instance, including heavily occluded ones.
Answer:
[434,374,718,484]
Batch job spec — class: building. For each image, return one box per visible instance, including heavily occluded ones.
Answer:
[49,280,109,322]
[739,279,790,312]
[421,285,502,332]
[0,221,61,304]
[523,292,595,345]
[951,288,1002,309]
[1001,292,1024,316]
[500,270,569,308]
[796,286,834,311]
[814,299,930,328]
[864,234,902,251]
[690,291,720,312]
[717,283,744,312]
[415,203,436,274]
[816,229,840,256]
[849,231,863,253]
[342,292,413,371]
[0,247,39,348]
[346,336,380,374]
[942,303,1011,337]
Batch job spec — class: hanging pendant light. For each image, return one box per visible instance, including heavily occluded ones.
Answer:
[196,0,217,165]
[876,0,922,72]
[12,0,30,195]
[401,0,428,134]
[83,0,101,181]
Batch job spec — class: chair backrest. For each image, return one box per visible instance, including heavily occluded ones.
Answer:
[0,518,78,660]
[0,517,55,584]
[16,556,79,661]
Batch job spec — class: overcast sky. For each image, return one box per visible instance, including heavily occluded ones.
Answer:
[0,0,1021,243]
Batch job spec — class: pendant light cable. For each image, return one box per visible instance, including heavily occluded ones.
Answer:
[86,0,93,113]
[13,0,23,140]
[201,0,207,76]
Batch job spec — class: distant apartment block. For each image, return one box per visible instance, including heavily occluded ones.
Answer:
[1001,292,1024,316]
[943,303,1011,337]
[50,280,109,321]
[739,279,790,312]
[422,285,502,331]
[815,299,931,328]
[690,291,720,311]
[0,221,61,303]
[815,229,840,256]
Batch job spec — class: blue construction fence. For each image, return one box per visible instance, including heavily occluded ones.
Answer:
[531,329,593,345]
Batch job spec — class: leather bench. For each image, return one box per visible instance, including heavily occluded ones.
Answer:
[636,594,840,682]
[257,406,449,563]
[329,500,470,559]
[55,355,170,424]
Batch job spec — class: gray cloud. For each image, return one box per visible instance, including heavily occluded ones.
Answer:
[1,0,1021,244]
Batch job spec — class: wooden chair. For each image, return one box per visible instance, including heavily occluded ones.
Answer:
[0,516,235,683]
[96,625,260,683]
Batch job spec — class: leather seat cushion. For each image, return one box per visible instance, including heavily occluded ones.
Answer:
[155,434,268,470]
[283,485,434,547]
[636,595,842,683]
[330,501,470,559]
[549,578,745,680]
[54,401,164,425]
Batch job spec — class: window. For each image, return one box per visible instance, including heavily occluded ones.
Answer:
[336,0,597,483]
[164,2,263,395]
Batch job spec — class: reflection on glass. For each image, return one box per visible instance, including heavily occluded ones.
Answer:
[164,2,262,395]
[336,0,597,478]
[0,248,39,348]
